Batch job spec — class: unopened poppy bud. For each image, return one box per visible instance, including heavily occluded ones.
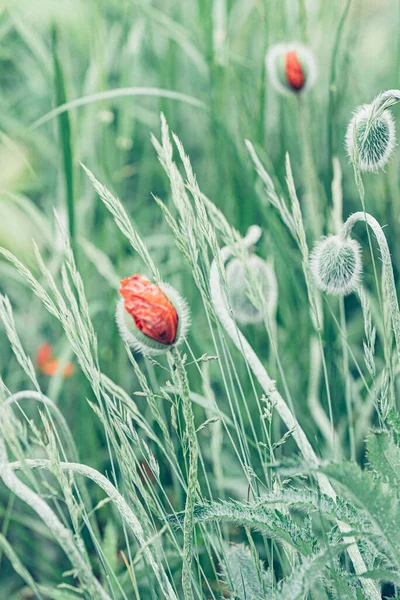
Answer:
[310,235,362,296]
[116,274,190,355]
[266,43,316,95]
[345,103,396,172]
[226,255,278,325]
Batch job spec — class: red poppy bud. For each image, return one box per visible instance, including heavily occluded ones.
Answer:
[117,275,190,355]
[266,43,316,96]
[119,274,178,345]
[285,50,304,91]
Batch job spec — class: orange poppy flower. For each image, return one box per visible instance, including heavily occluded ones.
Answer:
[119,274,178,345]
[285,50,305,91]
[36,343,74,378]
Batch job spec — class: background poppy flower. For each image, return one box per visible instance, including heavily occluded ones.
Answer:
[285,50,305,91]
[36,342,74,378]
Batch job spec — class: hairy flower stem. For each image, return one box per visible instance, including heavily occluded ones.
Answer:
[342,211,400,364]
[339,299,356,462]
[169,348,198,600]
[8,458,178,600]
[0,437,111,600]
[210,227,380,600]
[297,96,323,240]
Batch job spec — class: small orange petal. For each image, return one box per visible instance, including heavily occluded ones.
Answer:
[62,363,75,378]
[39,359,59,376]
[36,343,53,367]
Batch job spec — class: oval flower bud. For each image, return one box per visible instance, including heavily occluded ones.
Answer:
[116,274,190,355]
[226,255,278,325]
[345,103,396,172]
[310,235,362,296]
[266,43,317,95]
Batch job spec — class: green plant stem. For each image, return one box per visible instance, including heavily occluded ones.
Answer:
[52,26,76,259]
[169,348,198,600]
[339,298,356,461]
[297,96,323,240]
[327,0,352,193]
[307,336,335,453]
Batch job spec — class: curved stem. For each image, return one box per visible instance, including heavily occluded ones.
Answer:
[210,227,380,600]
[342,211,400,364]
[8,457,178,600]
[0,438,111,600]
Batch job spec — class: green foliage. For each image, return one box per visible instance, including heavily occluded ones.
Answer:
[323,456,400,568]
[275,544,348,600]
[219,544,271,600]
[170,499,316,555]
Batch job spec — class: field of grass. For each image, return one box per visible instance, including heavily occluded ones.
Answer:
[2,0,400,598]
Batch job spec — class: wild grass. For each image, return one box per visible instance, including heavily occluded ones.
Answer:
[2,1,400,599]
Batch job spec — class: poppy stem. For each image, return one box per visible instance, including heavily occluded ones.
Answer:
[169,347,198,600]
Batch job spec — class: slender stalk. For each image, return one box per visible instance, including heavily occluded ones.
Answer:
[307,336,336,454]
[339,298,356,461]
[297,96,322,240]
[52,26,76,259]
[169,348,198,600]
[342,211,400,364]
[327,0,352,193]
[210,228,380,600]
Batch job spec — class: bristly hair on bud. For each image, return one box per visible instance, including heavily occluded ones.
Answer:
[116,274,190,355]
[310,235,362,296]
[345,103,396,172]
[266,42,317,96]
[226,254,278,325]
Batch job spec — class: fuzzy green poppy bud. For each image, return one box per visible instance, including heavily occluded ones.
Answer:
[116,274,190,355]
[345,103,396,172]
[310,235,362,296]
[266,43,317,95]
[226,255,278,325]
